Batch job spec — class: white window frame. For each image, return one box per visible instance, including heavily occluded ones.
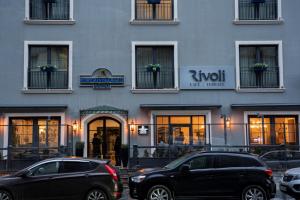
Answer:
[150,110,212,147]
[25,0,75,24]
[130,0,178,23]
[235,40,284,91]
[243,111,300,145]
[23,41,73,92]
[3,112,66,158]
[131,41,179,93]
[234,0,283,24]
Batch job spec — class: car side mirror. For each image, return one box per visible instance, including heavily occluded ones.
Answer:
[17,170,29,178]
[180,164,190,174]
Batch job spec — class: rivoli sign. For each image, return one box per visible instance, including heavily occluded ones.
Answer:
[180,66,235,89]
[80,68,125,90]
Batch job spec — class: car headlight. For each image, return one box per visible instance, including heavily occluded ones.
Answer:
[293,175,300,180]
[131,175,146,183]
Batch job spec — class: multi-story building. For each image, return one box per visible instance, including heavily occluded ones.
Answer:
[0,0,300,166]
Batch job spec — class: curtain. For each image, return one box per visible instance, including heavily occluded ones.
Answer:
[239,0,277,20]
[30,0,69,20]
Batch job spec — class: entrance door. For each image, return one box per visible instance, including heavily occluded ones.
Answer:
[88,117,121,165]
[171,125,191,145]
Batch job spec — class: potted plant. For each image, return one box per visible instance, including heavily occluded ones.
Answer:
[38,65,57,73]
[147,0,161,4]
[252,63,268,72]
[120,144,129,167]
[75,141,84,157]
[146,64,160,88]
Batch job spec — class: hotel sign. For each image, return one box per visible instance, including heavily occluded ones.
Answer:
[80,68,125,89]
[180,66,235,89]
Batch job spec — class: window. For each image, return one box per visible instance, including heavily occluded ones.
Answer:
[215,155,262,168]
[61,161,93,173]
[24,41,72,91]
[29,161,60,176]
[10,117,61,159]
[236,0,281,21]
[249,115,298,145]
[187,156,213,170]
[132,42,178,91]
[156,115,206,145]
[26,0,74,21]
[132,0,178,22]
[236,41,283,90]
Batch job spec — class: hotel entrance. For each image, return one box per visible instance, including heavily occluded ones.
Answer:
[87,117,121,165]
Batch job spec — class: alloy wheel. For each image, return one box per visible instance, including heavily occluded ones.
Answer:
[244,187,265,200]
[87,190,106,200]
[0,191,11,200]
[149,187,170,200]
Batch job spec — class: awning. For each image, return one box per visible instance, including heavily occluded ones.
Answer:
[140,104,222,110]
[80,105,128,116]
[0,105,68,113]
[231,103,300,110]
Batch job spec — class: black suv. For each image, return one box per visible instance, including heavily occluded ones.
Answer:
[0,158,123,200]
[129,152,276,200]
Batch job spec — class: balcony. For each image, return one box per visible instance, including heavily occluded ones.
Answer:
[28,70,68,89]
[240,67,279,88]
[239,0,278,20]
[135,0,173,21]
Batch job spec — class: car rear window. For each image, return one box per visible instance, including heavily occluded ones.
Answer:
[62,161,97,173]
[215,155,262,168]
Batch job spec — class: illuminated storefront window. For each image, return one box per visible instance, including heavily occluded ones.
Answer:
[156,115,206,145]
[249,115,298,145]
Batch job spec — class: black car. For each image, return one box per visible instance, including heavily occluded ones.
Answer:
[129,152,276,200]
[0,157,123,200]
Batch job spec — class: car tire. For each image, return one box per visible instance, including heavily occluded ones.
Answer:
[86,189,107,200]
[147,185,172,200]
[0,190,13,200]
[242,185,268,200]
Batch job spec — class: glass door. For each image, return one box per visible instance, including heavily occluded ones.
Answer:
[171,125,191,145]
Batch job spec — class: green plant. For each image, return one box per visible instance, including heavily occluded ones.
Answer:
[147,64,160,72]
[38,65,58,72]
[252,63,268,70]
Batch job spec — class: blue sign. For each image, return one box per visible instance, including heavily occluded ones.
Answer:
[80,68,125,89]
[180,66,235,89]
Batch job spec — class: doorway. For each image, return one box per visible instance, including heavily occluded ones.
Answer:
[87,117,121,165]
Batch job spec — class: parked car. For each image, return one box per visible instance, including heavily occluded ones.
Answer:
[0,157,123,200]
[280,167,300,199]
[260,150,300,170]
[129,152,276,200]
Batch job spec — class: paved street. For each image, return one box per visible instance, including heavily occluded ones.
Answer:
[121,173,295,200]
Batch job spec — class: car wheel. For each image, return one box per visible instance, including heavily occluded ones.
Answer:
[242,185,268,200]
[147,185,172,200]
[86,189,107,200]
[0,190,12,200]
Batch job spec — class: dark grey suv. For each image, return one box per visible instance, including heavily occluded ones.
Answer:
[0,158,123,200]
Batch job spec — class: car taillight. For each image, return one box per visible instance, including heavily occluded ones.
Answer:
[265,169,273,177]
[105,164,118,182]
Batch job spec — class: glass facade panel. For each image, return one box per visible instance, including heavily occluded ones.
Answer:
[11,119,34,147]
[192,116,206,145]
[30,0,70,20]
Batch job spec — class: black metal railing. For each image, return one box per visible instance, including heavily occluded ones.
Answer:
[240,67,279,88]
[136,70,174,89]
[135,0,173,20]
[28,70,68,89]
[239,0,278,20]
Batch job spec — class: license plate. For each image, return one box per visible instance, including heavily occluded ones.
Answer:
[280,185,287,192]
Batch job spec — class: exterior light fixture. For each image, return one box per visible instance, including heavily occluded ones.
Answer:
[73,120,78,133]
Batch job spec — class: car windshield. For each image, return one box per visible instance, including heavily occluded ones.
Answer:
[164,154,193,169]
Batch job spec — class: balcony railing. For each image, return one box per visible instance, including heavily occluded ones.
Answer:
[136,70,174,89]
[28,70,68,89]
[239,0,278,20]
[135,0,173,20]
[240,67,279,88]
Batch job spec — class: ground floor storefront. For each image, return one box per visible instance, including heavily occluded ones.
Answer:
[0,104,300,168]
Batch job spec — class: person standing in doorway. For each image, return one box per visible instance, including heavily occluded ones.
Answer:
[114,135,121,166]
[92,133,101,158]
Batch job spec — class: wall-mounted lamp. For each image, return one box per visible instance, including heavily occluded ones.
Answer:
[130,120,135,133]
[226,117,231,128]
[73,120,78,133]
